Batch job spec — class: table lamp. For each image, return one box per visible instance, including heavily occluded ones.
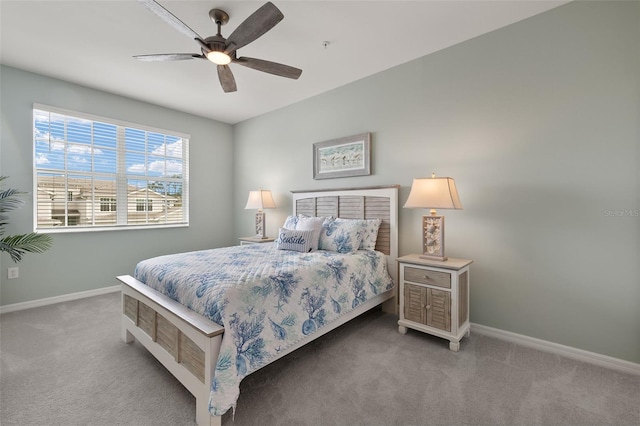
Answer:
[245,189,276,239]
[403,173,462,261]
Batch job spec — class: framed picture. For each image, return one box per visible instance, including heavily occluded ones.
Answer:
[313,133,371,180]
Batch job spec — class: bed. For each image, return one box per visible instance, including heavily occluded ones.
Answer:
[117,185,399,425]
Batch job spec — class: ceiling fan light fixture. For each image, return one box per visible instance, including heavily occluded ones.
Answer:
[137,1,302,92]
[206,51,232,65]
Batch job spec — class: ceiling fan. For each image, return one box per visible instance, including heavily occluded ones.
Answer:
[134,0,302,93]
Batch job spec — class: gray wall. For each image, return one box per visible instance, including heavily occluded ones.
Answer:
[0,65,235,305]
[233,1,639,363]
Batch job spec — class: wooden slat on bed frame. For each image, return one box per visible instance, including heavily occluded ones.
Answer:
[123,294,207,382]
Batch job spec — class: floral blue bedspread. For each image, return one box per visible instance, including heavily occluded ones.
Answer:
[133,243,393,416]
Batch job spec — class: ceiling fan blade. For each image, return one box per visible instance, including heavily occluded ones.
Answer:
[225,2,284,55]
[217,65,237,93]
[138,0,202,41]
[133,54,204,62]
[234,57,302,80]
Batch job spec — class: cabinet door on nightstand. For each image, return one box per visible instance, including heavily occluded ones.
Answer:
[426,288,451,332]
[404,283,428,324]
[404,283,451,332]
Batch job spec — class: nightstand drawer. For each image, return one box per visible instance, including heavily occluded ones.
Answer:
[404,266,451,289]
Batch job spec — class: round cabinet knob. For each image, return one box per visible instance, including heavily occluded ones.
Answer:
[425,305,431,310]
[423,275,429,280]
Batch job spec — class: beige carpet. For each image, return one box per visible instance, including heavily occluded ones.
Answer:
[1,292,638,425]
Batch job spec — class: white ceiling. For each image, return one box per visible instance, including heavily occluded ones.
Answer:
[0,0,567,124]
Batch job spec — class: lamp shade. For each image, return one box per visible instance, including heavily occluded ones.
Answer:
[245,190,276,210]
[404,176,462,210]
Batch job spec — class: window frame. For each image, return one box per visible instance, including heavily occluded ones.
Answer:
[33,103,190,233]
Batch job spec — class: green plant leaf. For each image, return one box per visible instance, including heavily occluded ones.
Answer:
[0,188,26,213]
[0,177,53,263]
[0,233,53,263]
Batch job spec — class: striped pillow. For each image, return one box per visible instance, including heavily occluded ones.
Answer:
[276,228,315,253]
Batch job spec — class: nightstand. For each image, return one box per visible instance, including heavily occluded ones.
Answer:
[239,236,275,245]
[397,255,472,351]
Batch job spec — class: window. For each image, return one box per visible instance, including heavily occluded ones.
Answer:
[100,198,117,212]
[34,104,189,232]
[136,199,152,212]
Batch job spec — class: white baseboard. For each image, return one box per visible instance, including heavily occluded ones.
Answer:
[471,323,640,376]
[0,285,120,314]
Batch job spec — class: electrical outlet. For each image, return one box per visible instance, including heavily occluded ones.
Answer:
[7,267,19,279]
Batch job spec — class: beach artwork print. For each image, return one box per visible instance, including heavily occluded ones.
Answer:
[313,133,371,179]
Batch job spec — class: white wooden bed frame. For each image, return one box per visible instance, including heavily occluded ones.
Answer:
[118,185,399,426]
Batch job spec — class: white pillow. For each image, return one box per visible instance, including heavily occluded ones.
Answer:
[276,228,315,253]
[295,215,326,251]
[319,218,362,253]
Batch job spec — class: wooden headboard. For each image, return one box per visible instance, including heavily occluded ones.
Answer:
[291,185,399,293]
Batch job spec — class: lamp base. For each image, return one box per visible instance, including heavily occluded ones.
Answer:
[421,214,447,261]
[255,211,266,239]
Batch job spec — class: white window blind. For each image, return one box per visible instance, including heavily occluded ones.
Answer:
[33,104,189,232]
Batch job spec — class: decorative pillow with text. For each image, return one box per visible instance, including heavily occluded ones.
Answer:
[276,228,315,253]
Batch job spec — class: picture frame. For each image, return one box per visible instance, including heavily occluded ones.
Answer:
[313,133,371,180]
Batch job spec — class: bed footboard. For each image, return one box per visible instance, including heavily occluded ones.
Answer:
[118,275,224,426]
